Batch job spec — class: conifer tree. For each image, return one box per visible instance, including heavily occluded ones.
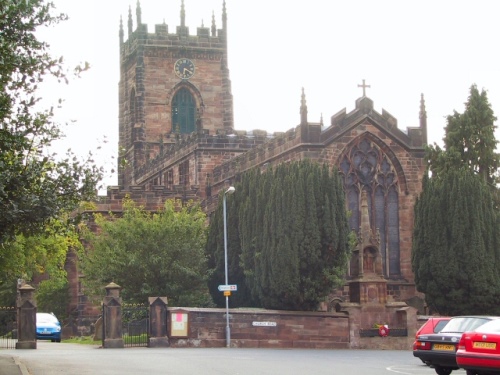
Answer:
[412,169,500,315]
[413,84,500,314]
[427,84,499,185]
[206,160,350,311]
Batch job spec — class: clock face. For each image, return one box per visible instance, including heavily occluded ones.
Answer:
[174,58,195,80]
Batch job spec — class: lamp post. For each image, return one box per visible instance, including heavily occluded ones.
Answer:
[223,185,235,348]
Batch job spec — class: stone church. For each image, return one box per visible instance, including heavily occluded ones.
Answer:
[70,1,428,317]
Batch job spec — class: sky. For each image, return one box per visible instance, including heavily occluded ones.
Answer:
[37,0,500,189]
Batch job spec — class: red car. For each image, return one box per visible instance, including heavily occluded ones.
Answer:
[413,317,451,352]
[456,318,500,375]
[417,317,451,337]
[413,316,498,375]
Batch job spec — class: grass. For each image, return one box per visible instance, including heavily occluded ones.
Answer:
[63,336,99,345]
[63,334,148,345]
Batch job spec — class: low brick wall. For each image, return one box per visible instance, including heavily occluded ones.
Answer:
[168,307,349,349]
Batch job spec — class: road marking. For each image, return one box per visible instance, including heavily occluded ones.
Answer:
[387,365,466,374]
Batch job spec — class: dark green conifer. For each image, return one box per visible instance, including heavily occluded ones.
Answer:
[206,160,350,310]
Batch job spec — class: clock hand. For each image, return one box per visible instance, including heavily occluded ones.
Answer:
[183,68,193,75]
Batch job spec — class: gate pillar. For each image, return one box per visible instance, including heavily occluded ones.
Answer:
[148,297,169,347]
[102,282,124,348]
[16,284,36,349]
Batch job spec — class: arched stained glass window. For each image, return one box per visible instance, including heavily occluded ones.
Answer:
[171,88,196,134]
[340,138,401,277]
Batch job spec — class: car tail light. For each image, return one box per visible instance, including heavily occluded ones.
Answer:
[415,340,431,350]
[458,334,467,350]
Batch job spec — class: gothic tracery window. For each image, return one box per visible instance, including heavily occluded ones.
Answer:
[340,138,401,277]
[171,87,196,134]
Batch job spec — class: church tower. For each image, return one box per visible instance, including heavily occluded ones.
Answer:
[118,1,233,189]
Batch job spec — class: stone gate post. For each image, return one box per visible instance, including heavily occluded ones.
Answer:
[148,297,169,347]
[16,284,36,349]
[102,282,124,348]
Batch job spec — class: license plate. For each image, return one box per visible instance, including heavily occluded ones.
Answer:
[473,342,496,349]
[433,344,455,351]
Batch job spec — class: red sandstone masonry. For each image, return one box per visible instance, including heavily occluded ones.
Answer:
[168,307,349,349]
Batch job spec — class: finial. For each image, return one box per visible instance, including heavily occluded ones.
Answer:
[127,5,133,36]
[300,87,308,125]
[119,15,124,44]
[419,93,427,119]
[222,0,227,29]
[181,0,186,27]
[136,0,142,26]
[419,93,428,144]
[211,11,216,36]
[358,79,370,97]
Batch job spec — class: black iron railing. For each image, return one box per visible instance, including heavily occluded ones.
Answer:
[122,303,149,347]
[0,307,17,349]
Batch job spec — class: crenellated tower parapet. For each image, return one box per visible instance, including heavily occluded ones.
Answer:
[118,1,232,189]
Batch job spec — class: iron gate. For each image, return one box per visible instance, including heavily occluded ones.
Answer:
[0,307,17,349]
[122,303,149,347]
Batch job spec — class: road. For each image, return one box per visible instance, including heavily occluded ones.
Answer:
[1,342,468,375]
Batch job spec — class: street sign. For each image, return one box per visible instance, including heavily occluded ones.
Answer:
[218,284,237,291]
[224,291,231,297]
[252,321,277,327]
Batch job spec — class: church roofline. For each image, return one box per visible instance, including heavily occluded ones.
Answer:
[321,96,426,151]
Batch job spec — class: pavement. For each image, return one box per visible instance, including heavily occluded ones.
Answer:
[0,356,29,375]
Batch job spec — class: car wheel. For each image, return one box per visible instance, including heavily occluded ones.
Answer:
[56,339,61,343]
[434,367,453,375]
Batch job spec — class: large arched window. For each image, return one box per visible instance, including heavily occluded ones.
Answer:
[340,137,401,277]
[171,87,196,134]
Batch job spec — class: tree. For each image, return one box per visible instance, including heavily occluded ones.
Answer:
[0,217,79,311]
[413,85,500,315]
[206,160,351,311]
[79,199,213,306]
[412,168,500,315]
[0,0,102,245]
[426,84,499,185]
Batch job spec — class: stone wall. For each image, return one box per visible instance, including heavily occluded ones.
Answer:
[168,307,417,349]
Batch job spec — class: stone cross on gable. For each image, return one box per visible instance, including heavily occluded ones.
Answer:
[358,79,371,97]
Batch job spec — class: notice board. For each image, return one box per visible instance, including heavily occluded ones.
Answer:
[169,311,189,337]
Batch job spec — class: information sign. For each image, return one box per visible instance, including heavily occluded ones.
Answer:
[218,284,238,291]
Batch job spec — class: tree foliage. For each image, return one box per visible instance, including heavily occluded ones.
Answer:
[35,277,70,320]
[412,169,500,315]
[0,217,79,309]
[413,85,500,315]
[79,199,213,306]
[0,0,102,245]
[426,84,499,185]
[206,160,351,311]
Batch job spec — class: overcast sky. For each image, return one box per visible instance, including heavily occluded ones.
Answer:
[37,0,500,188]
